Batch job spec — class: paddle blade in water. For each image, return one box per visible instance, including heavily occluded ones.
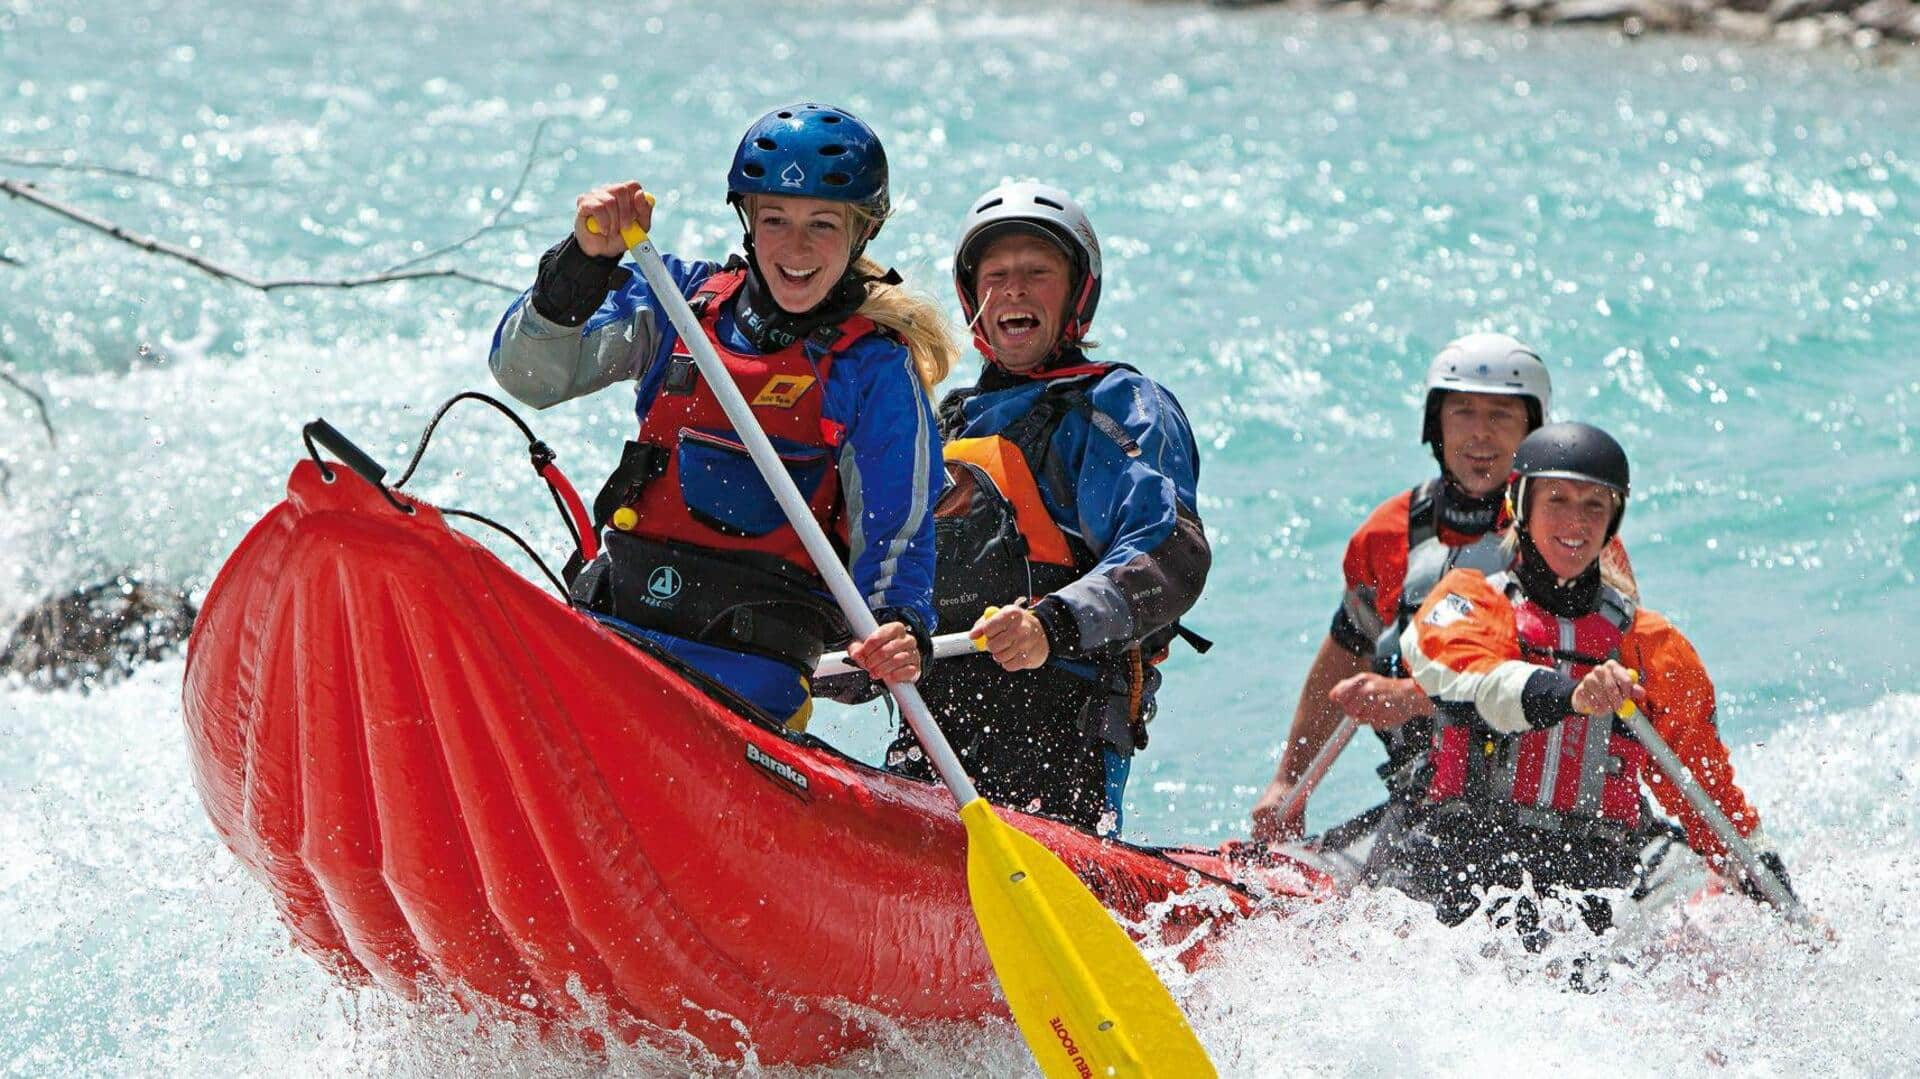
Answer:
[961,800,1216,1079]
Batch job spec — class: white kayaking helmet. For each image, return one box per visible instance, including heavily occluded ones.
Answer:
[1420,332,1552,449]
[953,181,1103,359]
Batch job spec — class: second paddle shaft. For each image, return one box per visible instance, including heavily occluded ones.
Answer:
[1273,716,1358,827]
[1616,703,1803,919]
[816,630,982,679]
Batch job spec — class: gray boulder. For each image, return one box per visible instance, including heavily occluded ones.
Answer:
[1851,0,1919,36]
[1768,0,1859,22]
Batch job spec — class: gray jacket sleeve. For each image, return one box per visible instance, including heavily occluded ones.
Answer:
[486,239,669,410]
[489,296,658,410]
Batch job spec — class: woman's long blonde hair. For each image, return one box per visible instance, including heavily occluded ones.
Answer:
[743,198,958,391]
[851,254,959,391]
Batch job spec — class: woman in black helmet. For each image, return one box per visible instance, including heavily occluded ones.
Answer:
[1392,422,1796,941]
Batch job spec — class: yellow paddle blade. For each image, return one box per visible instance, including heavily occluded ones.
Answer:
[961,800,1216,1079]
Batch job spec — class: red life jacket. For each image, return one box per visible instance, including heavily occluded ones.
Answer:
[613,268,879,578]
[1424,573,1648,832]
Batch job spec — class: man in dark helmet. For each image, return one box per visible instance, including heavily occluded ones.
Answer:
[880,181,1212,836]
[1392,422,1797,941]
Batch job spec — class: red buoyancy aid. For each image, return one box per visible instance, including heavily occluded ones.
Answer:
[614,268,880,577]
[1425,574,1648,831]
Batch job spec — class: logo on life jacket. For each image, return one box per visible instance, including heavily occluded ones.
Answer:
[752,373,816,408]
[1425,592,1475,627]
[646,566,683,605]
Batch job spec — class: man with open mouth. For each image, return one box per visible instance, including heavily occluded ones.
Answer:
[880,181,1212,836]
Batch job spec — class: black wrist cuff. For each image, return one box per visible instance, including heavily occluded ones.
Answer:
[1031,597,1083,659]
[1737,851,1796,906]
[530,236,627,327]
[1521,668,1580,729]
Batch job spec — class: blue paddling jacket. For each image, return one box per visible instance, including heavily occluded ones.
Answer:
[488,242,942,641]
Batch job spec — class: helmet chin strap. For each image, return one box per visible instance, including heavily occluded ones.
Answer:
[964,287,998,364]
[1513,528,1603,617]
[727,204,890,354]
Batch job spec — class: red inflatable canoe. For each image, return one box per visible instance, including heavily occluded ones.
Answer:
[183,460,1326,1065]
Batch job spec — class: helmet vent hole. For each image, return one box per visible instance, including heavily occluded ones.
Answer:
[821,114,842,123]
[776,111,793,119]
[977,197,1005,211]
[1034,197,1065,210]
[819,144,846,156]
[754,137,777,151]
[742,163,766,178]
[823,172,850,186]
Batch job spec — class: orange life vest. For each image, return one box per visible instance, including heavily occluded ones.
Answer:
[1425,573,1649,832]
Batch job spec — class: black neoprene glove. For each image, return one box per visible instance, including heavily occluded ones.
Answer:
[529,237,628,327]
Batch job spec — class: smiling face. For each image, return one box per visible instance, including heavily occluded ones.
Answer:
[971,234,1073,374]
[1525,477,1617,580]
[1438,392,1534,498]
[748,196,859,313]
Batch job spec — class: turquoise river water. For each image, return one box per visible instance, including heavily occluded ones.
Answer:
[2,0,1917,1074]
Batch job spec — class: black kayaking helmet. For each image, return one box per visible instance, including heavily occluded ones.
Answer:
[1507,421,1631,542]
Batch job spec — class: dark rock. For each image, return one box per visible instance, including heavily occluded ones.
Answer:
[1,577,197,690]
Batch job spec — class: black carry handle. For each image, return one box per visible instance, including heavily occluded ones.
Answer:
[303,418,388,487]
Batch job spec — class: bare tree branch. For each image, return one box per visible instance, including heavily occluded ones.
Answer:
[0,360,57,448]
[386,119,551,272]
[0,357,58,447]
[2,178,520,293]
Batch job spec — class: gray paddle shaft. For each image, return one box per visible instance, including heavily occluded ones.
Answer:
[1275,717,1358,825]
[816,630,977,679]
[627,239,981,807]
[1619,707,1804,919]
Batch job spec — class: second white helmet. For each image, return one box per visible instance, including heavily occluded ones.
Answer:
[953,181,1103,352]
[1420,332,1552,446]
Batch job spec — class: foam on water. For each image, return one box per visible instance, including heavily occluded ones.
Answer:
[5,660,1918,1073]
[3,0,1916,1072]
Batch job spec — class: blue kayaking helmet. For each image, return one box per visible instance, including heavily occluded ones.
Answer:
[727,103,890,257]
